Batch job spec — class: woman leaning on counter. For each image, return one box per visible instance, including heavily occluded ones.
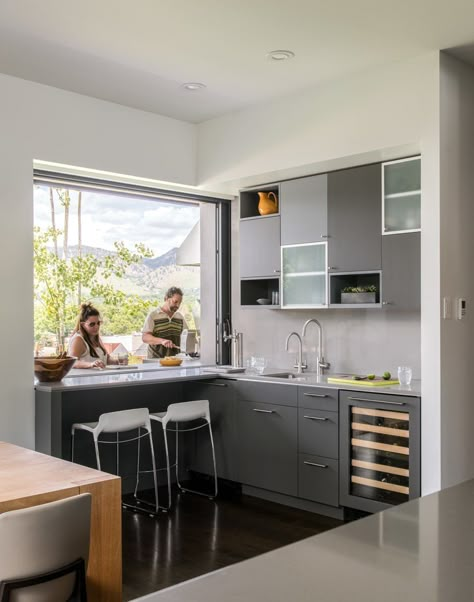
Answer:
[69,303,120,369]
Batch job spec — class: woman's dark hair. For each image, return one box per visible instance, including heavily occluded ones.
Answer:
[74,303,106,358]
[164,286,183,299]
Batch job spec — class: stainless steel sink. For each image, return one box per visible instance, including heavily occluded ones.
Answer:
[264,372,307,380]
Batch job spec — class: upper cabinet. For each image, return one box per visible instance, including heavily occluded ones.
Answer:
[281,242,327,308]
[327,164,382,272]
[280,175,328,245]
[382,156,421,234]
[382,232,420,310]
[240,215,281,279]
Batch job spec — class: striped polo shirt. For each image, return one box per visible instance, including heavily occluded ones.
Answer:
[142,307,188,359]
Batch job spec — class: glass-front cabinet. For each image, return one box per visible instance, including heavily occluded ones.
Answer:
[382,156,421,234]
[281,242,327,308]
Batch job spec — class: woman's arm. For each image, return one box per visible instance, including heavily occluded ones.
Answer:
[69,336,105,369]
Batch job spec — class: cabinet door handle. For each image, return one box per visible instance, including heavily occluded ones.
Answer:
[304,461,328,469]
[321,234,330,239]
[303,415,328,421]
[328,266,338,270]
[274,269,281,273]
[252,408,275,414]
[207,383,228,387]
[382,301,393,306]
[303,393,328,398]
[348,396,405,406]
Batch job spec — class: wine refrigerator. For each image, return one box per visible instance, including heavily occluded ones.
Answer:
[339,390,421,513]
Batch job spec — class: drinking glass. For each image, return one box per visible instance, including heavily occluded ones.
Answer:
[397,366,412,386]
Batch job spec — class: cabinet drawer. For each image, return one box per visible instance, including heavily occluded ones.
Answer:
[235,381,297,406]
[339,390,420,409]
[298,386,338,411]
[298,408,338,458]
[298,453,339,507]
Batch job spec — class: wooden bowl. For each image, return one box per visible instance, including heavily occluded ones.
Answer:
[34,356,77,382]
[159,357,183,367]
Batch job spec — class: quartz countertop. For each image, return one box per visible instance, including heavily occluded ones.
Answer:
[35,364,421,396]
[132,478,474,602]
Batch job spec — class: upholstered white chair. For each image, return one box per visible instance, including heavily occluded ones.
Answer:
[0,493,91,602]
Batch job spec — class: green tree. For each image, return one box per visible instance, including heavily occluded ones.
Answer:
[33,226,153,349]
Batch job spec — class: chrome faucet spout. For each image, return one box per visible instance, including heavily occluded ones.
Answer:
[285,332,305,374]
[302,318,330,376]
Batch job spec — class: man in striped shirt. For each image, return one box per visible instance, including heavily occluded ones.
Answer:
[142,287,188,359]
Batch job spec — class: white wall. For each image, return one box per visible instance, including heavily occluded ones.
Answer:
[439,53,474,487]
[199,52,442,494]
[0,73,197,448]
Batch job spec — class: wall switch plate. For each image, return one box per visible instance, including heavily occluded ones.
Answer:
[456,298,466,320]
[443,297,452,320]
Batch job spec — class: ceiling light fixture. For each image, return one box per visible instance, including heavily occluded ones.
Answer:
[181,82,206,91]
[267,50,295,62]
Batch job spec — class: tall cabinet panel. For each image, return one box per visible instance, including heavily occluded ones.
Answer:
[382,232,420,310]
[240,215,281,278]
[280,174,328,245]
[327,164,382,272]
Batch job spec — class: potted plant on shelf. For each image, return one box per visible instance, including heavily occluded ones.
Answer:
[341,285,378,304]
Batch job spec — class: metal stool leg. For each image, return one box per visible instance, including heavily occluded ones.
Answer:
[71,429,76,462]
[93,436,101,471]
[161,425,172,510]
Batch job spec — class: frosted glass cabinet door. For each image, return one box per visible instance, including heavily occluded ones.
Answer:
[281,242,327,308]
[383,157,421,234]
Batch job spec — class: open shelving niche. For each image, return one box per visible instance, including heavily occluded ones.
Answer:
[240,183,280,220]
[329,271,382,309]
[240,277,280,308]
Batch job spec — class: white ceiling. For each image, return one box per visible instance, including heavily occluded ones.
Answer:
[1,0,474,124]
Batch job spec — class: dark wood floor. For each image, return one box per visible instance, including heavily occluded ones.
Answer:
[122,485,343,601]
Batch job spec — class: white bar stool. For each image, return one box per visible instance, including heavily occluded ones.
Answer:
[71,408,163,516]
[146,400,218,510]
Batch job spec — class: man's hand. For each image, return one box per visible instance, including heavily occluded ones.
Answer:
[161,339,175,348]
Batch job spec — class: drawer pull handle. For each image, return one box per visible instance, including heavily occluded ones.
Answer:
[304,461,328,469]
[303,415,328,421]
[348,396,405,406]
[303,393,328,398]
[207,383,228,387]
[252,408,275,414]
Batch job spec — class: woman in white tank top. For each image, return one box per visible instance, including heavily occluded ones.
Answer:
[69,303,117,369]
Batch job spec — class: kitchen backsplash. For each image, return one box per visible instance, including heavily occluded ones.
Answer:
[233,307,421,378]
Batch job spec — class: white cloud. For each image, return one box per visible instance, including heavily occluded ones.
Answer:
[34,186,200,257]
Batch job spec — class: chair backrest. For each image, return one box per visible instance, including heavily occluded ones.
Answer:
[163,400,210,427]
[97,407,151,434]
[0,493,91,601]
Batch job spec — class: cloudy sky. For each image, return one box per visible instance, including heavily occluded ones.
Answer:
[34,186,200,257]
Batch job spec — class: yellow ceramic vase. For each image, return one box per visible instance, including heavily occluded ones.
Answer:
[257,191,278,216]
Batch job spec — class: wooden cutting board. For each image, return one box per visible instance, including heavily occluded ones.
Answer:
[327,374,399,386]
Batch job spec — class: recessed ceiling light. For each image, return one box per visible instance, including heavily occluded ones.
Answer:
[267,50,295,62]
[181,82,206,91]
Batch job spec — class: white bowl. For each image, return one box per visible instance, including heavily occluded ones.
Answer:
[256,298,271,305]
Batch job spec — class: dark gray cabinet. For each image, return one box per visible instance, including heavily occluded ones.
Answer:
[240,216,281,278]
[327,164,382,272]
[382,232,420,310]
[183,379,237,481]
[236,400,297,496]
[280,175,328,245]
[297,387,339,506]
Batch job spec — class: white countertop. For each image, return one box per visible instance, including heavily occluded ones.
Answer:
[35,364,421,396]
[132,478,474,602]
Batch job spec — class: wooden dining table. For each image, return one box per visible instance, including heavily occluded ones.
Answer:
[0,441,122,601]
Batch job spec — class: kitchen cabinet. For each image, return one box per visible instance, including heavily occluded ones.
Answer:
[235,381,297,496]
[183,379,238,482]
[297,386,339,506]
[382,232,420,310]
[327,164,382,272]
[281,242,327,308]
[240,215,281,278]
[339,390,421,513]
[280,174,328,245]
[382,157,421,234]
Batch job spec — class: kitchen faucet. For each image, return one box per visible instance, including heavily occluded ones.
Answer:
[302,318,330,376]
[285,332,306,374]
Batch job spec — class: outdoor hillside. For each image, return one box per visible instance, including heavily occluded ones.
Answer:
[53,245,200,296]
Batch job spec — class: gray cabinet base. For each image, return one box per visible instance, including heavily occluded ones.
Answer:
[242,485,345,520]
